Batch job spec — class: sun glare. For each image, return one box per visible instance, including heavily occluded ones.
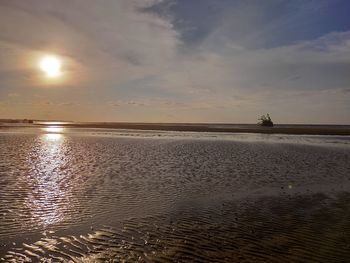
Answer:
[39,56,62,77]
[43,126,64,133]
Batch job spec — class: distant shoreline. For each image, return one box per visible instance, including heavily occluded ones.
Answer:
[58,123,350,135]
[2,122,350,136]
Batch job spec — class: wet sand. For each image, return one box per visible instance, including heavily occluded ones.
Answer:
[1,128,350,262]
[3,122,350,135]
[3,193,350,262]
[47,123,350,135]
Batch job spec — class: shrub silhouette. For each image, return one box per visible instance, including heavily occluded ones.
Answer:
[258,113,274,127]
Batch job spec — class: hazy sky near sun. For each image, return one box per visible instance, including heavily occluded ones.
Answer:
[0,0,349,123]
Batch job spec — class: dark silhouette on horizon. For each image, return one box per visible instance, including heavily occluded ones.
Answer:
[258,114,274,127]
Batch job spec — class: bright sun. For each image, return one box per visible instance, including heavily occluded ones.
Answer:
[39,56,62,78]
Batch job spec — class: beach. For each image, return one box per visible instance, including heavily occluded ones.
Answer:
[1,0,349,261]
[32,122,350,136]
[1,127,350,262]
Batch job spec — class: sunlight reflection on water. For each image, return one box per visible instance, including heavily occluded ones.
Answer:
[24,128,70,227]
[45,133,63,142]
[42,126,64,134]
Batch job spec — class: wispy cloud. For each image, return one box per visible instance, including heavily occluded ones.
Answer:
[0,0,349,123]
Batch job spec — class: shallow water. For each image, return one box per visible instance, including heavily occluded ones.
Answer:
[1,127,350,262]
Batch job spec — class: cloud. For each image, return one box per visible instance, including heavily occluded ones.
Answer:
[7,93,19,98]
[0,0,179,88]
[0,0,349,123]
[152,30,350,95]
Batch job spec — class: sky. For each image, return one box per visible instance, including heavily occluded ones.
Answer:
[0,0,349,124]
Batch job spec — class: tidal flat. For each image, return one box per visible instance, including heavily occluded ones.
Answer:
[1,127,350,262]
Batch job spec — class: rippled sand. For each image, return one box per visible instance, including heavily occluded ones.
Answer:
[1,128,350,262]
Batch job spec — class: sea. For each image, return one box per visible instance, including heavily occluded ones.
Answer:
[1,125,350,262]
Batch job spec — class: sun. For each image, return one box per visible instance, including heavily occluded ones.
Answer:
[39,55,62,77]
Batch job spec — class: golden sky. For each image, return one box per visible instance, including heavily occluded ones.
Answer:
[0,0,350,123]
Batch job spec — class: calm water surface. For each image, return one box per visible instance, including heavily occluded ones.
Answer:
[1,127,350,262]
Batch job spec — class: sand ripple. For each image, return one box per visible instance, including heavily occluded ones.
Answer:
[1,130,350,261]
[2,194,350,262]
